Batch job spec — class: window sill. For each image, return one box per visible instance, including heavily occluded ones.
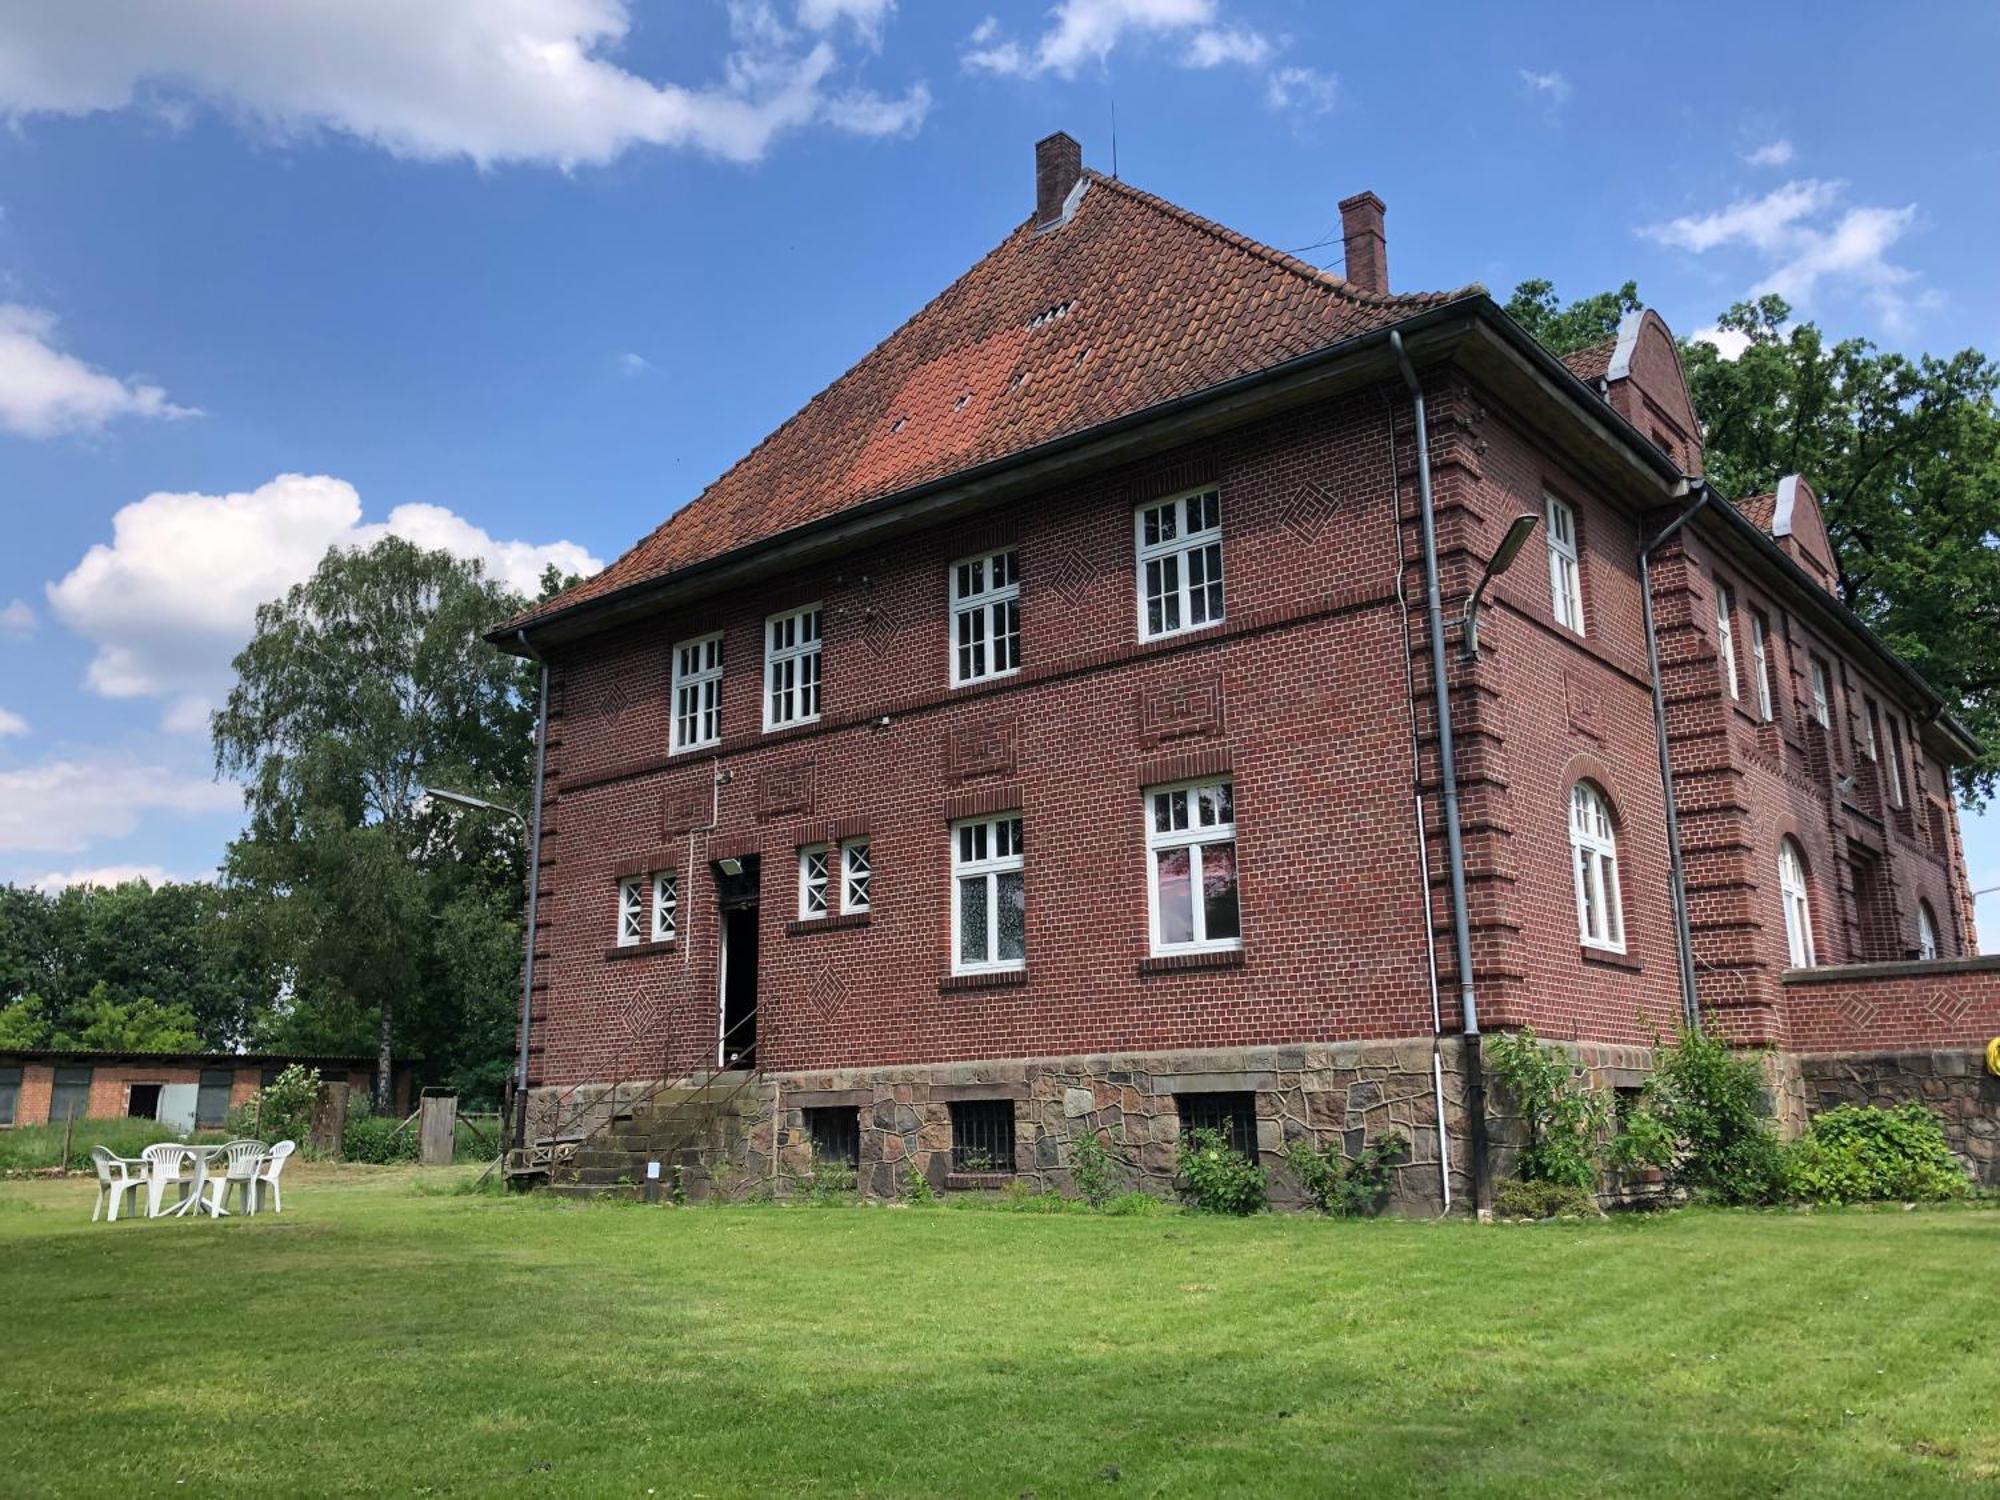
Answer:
[939,969,1028,993]
[1138,619,1227,649]
[1579,945,1641,973]
[950,668,1021,692]
[1139,947,1244,976]
[786,912,871,938]
[606,939,676,961]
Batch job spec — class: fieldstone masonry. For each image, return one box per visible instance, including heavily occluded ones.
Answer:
[1796,1049,1999,1188]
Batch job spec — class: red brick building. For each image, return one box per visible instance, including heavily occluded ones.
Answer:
[492,134,2000,1206]
[0,1050,402,1132]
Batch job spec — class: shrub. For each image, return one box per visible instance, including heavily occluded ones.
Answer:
[1494,1179,1601,1219]
[1176,1126,1267,1215]
[1781,1102,1969,1206]
[229,1064,322,1150]
[1486,1028,1608,1191]
[1067,1129,1119,1208]
[1102,1190,1166,1217]
[1613,1025,1783,1205]
[899,1158,936,1205]
[1285,1131,1407,1217]
[342,1111,419,1164]
[798,1149,858,1206]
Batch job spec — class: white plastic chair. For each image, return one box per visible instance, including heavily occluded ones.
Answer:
[202,1139,268,1216]
[89,1146,148,1222]
[252,1140,297,1214]
[141,1143,199,1218]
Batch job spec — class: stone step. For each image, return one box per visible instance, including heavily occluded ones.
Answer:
[548,1181,641,1202]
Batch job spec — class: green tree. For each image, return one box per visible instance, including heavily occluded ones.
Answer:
[1510,280,2000,801]
[213,537,540,1107]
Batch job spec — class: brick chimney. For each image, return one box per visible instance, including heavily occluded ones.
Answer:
[1338,191,1388,295]
[1035,131,1083,228]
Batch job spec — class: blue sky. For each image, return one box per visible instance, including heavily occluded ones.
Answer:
[3,1,1998,929]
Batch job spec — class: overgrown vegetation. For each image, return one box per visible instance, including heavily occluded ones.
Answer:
[1486,1028,1609,1194]
[1285,1130,1407,1217]
[1492,1179,1600,1219]
[0,1118,224,1175]
[1614,1026,1784,1205]
[224,1064,322,1149]
[1067,1128,1119,1208]
[1176,1126,1268,1215]
[1782,1102,1971,1206]
[797,1148,858,1205]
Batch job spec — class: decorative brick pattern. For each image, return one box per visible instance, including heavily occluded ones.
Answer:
[755,759,815,822]
[943,717,1019,783]
[1137,676,1225,749]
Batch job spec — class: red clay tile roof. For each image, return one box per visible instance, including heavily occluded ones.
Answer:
[1561,338,1615,383]
[504,170,1476,633]
[1737,492,1777,530]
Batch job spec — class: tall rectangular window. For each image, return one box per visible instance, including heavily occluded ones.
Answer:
[1145,779,1241,954]
[952,814,1025,973]
[841,839,872,913]
[670,632,724,752]
[195,1068,233,1129]
[1886,716,1907,807]
[1809,656,1832,729]
[1545,495,1584,635]
[651,871,679,943]
[763,605,822,730]
[1862,697,1881,760]
[798,844,830,919]
[1715,582,1740,699]
[798,838,869,920]
[1135,488,1223,641]
[0,1066,21,1126]
[49,1066,91,1124]
[1750,610,1775,721]
[951,548,1020,685]
[617,876,645,946]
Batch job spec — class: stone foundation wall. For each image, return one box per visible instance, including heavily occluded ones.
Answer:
[1794,1048,1999,1188]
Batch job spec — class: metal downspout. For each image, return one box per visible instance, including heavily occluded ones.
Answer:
[1639,491,1711,1034]
[513,633,551,1160]
[1390,331,1489,1216]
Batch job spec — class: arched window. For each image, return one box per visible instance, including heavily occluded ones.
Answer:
[1917,900,1940,961]
[1778,837,1815,968]
[1569,782,1624,952]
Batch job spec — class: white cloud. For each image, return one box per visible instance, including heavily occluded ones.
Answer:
[1743,139,1795,168]
[0,707,26,737]
[1265,66,1336,116]
[617,351,652,376]
[1693,325,1754,361]
[0,758,238,855]
[1185,28,1270,69]
[1643,178,1928,328]
[1520,68,1571,118]
[45,473,604,729]
[0,0,929,169]
[27,863,206,892]
[796,0,895,48]
[0,303,198,438]
[0,599,34,638]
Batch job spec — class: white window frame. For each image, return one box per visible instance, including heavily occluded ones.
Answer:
[950,548,1020,687]
[1809,657,1832,729]
[1886,716,1907,807]
[1569,782,1625,953]
[1917,902,1940,961]
[670,632,724,753]
[650,871,678,943]
[1861,697,1880,760]
[841,838,872,914]
[1779,838,1815,969]
[617,876,645,947]
[798,844,830,920]
[1134,487,1224,642]
[1545,494,1584,636]
[1715,582,1740,700]
[1144,778,1243,956]
[950,814,1025,975]
[1749,609,1775,722]
[763,604,822,731]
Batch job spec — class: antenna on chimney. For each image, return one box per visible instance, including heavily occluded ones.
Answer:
[1110,98,1119,179]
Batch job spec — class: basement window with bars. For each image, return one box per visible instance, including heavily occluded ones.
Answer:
[805,1106,861,1168]
[1135,487,1224,641]
[763,604,822,730]
[950,547,1020,686]
[1175,1091,1258,1156]
[949,1099,1016,1174]
[670,631,724,752]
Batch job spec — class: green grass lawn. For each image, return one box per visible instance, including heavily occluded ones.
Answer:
[1,1170,1996,1498]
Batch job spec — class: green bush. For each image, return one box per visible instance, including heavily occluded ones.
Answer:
[899,1158,936,1205]
[225,1064,321,1151]
[1616,1025,1783,1205]
[1486,1028,1609,1191]
[342,1111,418,1164]
[797,1148,858,1205]
[1285,1131,1407,1217]
[1494,1179,1601,1219]
[1175,1126,1267,1215]
[1781,1102,1969,1206]
[1067,1129,1119,1208]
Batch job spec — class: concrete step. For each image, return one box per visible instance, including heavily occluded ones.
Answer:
[548,1181,641,1202]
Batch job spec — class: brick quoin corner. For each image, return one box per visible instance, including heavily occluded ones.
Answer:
[489,135,2000,1208]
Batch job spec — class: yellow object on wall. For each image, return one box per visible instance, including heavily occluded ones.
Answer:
[1986,1037,2000,1077]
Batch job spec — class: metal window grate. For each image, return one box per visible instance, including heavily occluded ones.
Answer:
[1175,1091,1258,1156]
[949,1099,1016,1174]
[805,1106,860,1168]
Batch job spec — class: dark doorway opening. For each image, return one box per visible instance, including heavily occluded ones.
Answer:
[716,856,761,1070]
[126,1083,163,1120]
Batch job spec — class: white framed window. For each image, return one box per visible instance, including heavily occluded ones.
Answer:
[1545,495,1584,635]
[1145,779,1242,954]
[1886,716,1907,807]
[763,605,822,730]
[1569,782,1625,952]
[617,876,645,947]
[1861,697,1880,760]
[651,872,678,943]
[1749,609,1775,722]
[1135,488,1224,641]
[1809,657,1832,729]
[798,845,830,919]
[842,838,872,913]
[670,632,724,752]
[1715,582,1740,700]
[951,549,1020,686]
[951,814,1025,973]
[1778,837,1815,969]
[1917,900,1940,961]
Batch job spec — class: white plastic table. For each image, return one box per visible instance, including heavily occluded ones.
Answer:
[158,1144,227,1218]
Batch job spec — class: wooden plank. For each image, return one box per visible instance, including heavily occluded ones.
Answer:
[418,1094,459,1166]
